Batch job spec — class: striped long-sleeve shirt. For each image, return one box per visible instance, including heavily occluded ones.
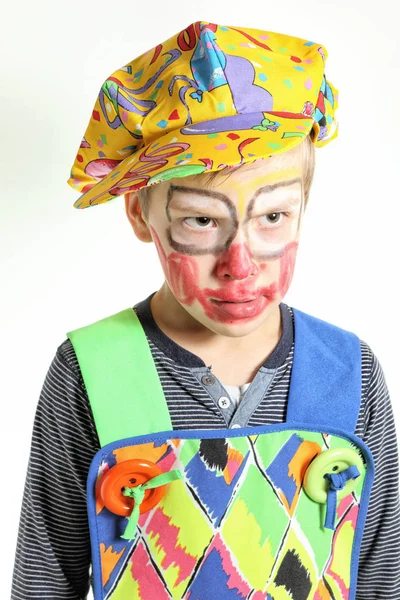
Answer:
[10,293,400,599]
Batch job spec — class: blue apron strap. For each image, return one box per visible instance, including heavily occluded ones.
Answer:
[286,308,362,433]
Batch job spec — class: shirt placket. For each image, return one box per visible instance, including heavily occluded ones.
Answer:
[191,366,277,428]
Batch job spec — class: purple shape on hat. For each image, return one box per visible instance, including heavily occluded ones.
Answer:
[190,29,273,113]
[180,29,274,135]
[181,112,267,135]
[224,53,273,113]
[170,29,275,132]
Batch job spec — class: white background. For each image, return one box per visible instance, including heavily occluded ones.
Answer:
[2,0,399,596]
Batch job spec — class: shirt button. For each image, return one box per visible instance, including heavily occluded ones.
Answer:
[218,396,231,409]
[201,374,215,386]
[231,423,241,429]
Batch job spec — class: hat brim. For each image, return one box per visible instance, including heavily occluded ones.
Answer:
[68,111,327,209]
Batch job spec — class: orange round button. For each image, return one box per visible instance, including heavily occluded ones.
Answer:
[99,459,166,517]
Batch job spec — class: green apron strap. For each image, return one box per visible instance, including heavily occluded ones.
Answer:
[67,308,172,447]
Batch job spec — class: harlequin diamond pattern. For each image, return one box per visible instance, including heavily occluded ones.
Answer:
[92,430,365,600]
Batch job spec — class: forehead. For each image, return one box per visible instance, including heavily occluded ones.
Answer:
[206,165,303,196]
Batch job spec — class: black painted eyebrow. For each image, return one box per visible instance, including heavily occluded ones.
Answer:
[168,184,232,204]
[252,178,303,198]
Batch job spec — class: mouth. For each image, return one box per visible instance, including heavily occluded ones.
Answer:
[210,293,260,303]
[209,294,268,319]
[210,298,257,303]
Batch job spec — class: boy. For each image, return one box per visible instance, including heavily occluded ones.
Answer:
[11,20,400,599]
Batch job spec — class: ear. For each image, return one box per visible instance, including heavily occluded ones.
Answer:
[124,192,153,243]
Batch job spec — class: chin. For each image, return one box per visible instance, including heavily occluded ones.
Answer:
[201,304,275,338]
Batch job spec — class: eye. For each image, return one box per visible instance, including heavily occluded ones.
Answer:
[183,216,215,230]
[267,212,281,224]
[258,212,285,226]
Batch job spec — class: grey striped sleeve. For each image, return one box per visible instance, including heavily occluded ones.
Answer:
[10,347,99,600]
[356,345,400,595]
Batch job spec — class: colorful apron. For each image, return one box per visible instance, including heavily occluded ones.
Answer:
[67,307,374,600]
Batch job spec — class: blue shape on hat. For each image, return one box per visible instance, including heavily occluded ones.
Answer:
[192,29,228,92]
[157,119,168,128]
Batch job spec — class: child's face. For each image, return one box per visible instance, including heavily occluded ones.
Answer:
[127,148,305,337]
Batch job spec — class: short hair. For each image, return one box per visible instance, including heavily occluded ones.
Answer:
[137,131,316,221]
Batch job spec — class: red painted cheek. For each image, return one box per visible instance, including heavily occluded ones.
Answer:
[167,254,199,304]
[149,227,228,321]
[150,226,168,274]
[150,226,199,305]
[278,241,299,295]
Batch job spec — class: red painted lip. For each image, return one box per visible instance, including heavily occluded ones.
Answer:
[212,295,268,319]
[208,290,260,303]
[210,297,257,303]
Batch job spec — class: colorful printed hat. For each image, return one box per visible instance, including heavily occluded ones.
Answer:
[67,21,339,209]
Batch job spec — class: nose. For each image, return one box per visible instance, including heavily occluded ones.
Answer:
[215,242,258,280]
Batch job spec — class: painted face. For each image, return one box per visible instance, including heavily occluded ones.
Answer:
[144,155,305,335]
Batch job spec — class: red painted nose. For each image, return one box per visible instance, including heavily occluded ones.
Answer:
[215,243,258,280]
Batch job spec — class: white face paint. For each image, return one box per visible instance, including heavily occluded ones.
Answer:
[166,176,304,259]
